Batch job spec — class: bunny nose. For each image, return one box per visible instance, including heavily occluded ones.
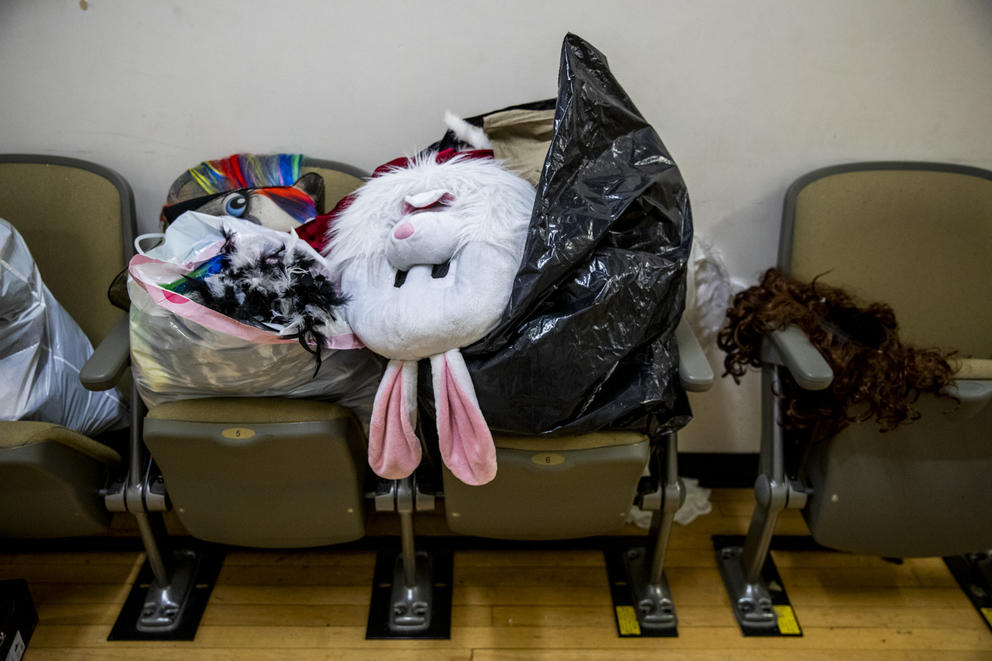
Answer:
[393,221,415,240]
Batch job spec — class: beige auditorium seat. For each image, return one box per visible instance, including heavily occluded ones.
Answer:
[717,162,992,634]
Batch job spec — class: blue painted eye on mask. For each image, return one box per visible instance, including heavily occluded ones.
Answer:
[224,193,248,217]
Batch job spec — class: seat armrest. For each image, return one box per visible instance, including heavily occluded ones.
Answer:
[675,317,714,392]
[950,378,992,402]
[81,316,130,391]
[951,358,992,381]
[763,325,833,391]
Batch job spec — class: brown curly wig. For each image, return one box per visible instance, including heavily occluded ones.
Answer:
[717,268,956,436]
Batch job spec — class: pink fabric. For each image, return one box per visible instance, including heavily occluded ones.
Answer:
[368,360,421,479]
[434,351,497,485]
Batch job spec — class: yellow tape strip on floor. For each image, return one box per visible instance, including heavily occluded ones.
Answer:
[615,606,642,636]
[773,605,801,635]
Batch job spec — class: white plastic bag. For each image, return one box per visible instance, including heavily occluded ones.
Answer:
[685,236,736,345]
[0,219,128,436]
[127,212,382,427]
[625,476,712,528]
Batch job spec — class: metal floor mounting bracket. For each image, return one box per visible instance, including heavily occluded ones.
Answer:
[714,535,803,637]
[388,551,434,632]
[108,543,225,641]
[944,551,992,633]
[622,544,677,634]
[367,476,452,639]
[604,431,682,637]
[136,549,199,633]
[716,544,779,632]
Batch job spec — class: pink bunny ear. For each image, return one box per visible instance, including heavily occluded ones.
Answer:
[431,350,497,486]
[368,359,421,479]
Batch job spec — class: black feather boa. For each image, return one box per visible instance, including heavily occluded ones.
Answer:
[179,230,347,375]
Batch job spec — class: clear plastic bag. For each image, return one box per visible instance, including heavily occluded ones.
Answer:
[0,219,128,436]
[127,212,383,427]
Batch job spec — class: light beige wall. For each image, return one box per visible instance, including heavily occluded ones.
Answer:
[2,0,990,451]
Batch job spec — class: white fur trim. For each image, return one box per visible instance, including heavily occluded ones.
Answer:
[325,154,535,360]
[324,153,534,279]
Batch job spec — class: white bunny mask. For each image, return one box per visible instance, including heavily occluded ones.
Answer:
[324,150,535,485]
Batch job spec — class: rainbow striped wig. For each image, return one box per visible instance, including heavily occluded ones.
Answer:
[162,153,322,230]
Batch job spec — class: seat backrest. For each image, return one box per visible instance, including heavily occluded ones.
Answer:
[301,158,366,212]
[0,155,135,344]
[781,162,992,357]
[781,162,992,556]
[136,158,372,548]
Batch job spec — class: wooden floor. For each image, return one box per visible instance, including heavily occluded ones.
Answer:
[3,488,990,660]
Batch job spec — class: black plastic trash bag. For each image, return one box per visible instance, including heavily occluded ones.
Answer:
[432,34,693,437]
